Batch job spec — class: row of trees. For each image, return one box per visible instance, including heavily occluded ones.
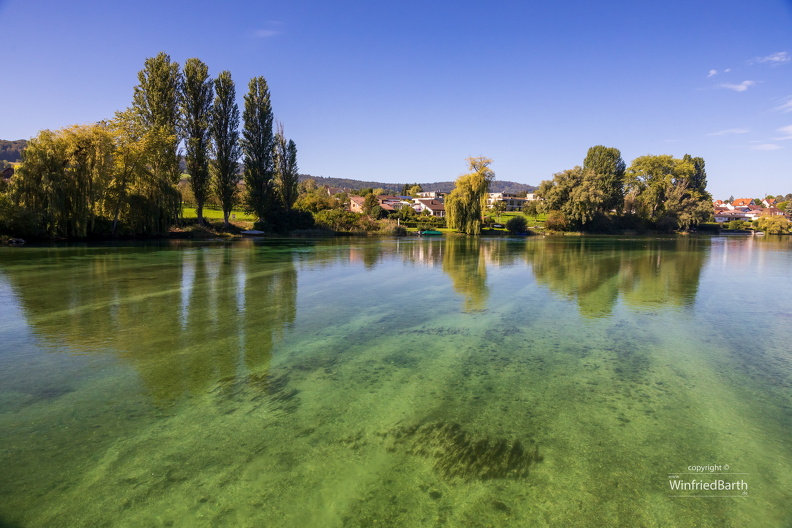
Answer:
[537,146,712,232]
[4,52,298,238]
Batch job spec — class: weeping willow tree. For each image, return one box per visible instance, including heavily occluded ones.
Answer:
[12,116,180,238]
[13,124,114,238]
[445,157,495,235]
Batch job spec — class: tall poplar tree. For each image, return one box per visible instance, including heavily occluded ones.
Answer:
[241,76,274,224]
[273,122,299,212]
[211,70,242,228]
[682,154,707,193]
[181,58,213,224]
[132,52,182,186]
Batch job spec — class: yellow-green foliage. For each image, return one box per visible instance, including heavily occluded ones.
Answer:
[624,154,711,230]
[756,215,790,234]
[446,157,495,235]
[13,124,114,238]
[11,114,182,238]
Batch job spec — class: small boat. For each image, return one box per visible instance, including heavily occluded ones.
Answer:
[7,238,25,246]
[240,230,267,236]
[418,230,442,236]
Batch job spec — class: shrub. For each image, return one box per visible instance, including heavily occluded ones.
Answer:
[727,220,744,231]
[377,219,407,236]
[355,215,380,232]
[313,209,360,232]
[696,222,721,233]
[268,209,316,232]
[505,215,528,234]
[545,211,567,231]
[756,215,791,235]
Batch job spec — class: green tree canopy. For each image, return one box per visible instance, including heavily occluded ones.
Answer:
[446,157,495,235]
[624,154,712,231]
[273,122,298,212]
[132,52,182,187]
[107,109,179,236]
[13,124,114,238]
[491,200,507,222]
[11,118,180,238]
[505,215,527,234]
[583,145,625,213]
[241,76,275,223]
[756,215,790,234]
[211,70,242,228]
[181,58,213,224]
[537,166,606,229]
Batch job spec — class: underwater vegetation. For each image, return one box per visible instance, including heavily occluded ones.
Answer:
[211,371,300,415]
[386,422,542,481]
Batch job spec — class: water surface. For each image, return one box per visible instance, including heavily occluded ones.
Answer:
[0,236,790,527]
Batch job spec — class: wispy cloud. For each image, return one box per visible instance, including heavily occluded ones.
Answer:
[707,68,731,78]
[251,21,284,39]
[749,143,782,151]
[773,125,792,140]
[775,97,792,113]
[719,80,756,92]
[753,51,790,65]
[253,29,281,38]
[708,128,749,136]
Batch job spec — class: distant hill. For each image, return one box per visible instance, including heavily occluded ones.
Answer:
[0,140,27,162]
[299,175,537,194]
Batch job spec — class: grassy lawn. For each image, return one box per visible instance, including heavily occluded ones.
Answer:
[182,206,256,222]
[496,210,546,227]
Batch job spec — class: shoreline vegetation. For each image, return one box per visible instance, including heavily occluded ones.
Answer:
[1,52,791,242]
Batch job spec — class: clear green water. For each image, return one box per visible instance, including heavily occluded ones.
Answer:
[0,236,790,527]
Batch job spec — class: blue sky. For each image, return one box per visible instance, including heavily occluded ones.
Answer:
[2,0,792,199]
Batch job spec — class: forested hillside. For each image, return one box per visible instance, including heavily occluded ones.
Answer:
[0,140,27,162]
[298,174,537,194]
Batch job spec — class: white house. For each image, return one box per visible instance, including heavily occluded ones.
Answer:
[486,193,526,212]
[413,199,446,217]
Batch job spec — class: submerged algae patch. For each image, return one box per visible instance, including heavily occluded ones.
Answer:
[386,422,542,481]
[211,371,300,415]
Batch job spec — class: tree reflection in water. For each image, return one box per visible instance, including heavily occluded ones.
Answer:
[527,237,709,317]
[3,240,298,405]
